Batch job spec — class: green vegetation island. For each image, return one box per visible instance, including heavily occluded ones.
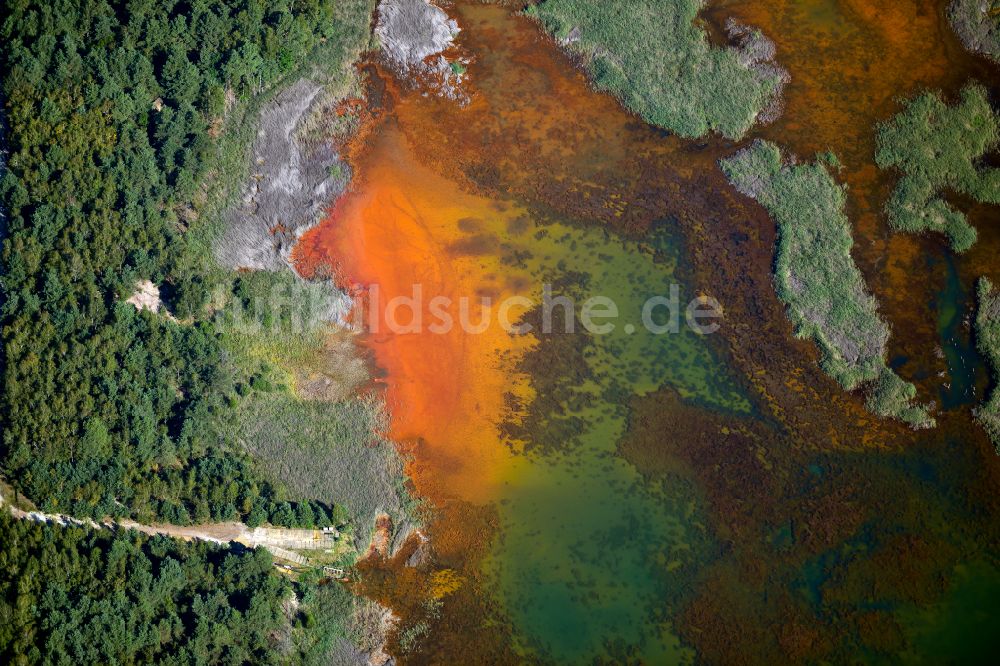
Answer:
[875,83,1000,252]
[721,140,933,428]
[526,0,788,139]
[976,278,1000,450]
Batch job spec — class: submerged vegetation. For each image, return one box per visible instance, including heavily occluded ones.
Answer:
[949,0,1000,63]
[0,0,386,524]
[526,0,785,139]
[721,140,933,427]
[975,278,1000,450]
[875,84,1000,252]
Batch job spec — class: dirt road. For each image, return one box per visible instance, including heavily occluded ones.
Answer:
[0,491,341,565]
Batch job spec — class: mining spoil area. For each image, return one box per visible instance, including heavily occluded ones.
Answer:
[294,1,1000,662]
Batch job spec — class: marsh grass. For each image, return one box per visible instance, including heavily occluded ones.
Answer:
[527,0,783,139]
[975,278,1000,449]
[214,269,348,388]
[875,84,1000,252]
[207,265,412,538]
[221,392,417,542]
[293,570,392,664]
[210,270,417,535]
[721,140,934,428]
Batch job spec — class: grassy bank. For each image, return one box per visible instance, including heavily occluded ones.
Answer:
[721,140,933,427]
[292,568,392,665]
[975,278,1000,450]
[214,269,363,397]
[949,0,1000,64]
[875,84,1000,252]
[526,0,785,139]
[210,268,418,538]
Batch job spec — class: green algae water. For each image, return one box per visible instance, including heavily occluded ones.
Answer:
[486,220,751,662]
[898,560,1000,663]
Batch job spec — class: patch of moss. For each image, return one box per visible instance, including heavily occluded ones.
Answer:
[975,278,1000,450]
[721,140,934,428]
[818,150,843,172]
[527,0,785,139]
[875,84,1000,253]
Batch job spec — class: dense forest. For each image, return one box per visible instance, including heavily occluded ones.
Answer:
[0,0,373,524]
[0,512,292,663]
[0,512,374,664]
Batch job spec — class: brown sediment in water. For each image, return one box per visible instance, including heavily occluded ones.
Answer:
[295,0,1000,662]
[620,385,989,661]
[383,17,894,452]
[713,0,1000,392]
[350,502,516,662]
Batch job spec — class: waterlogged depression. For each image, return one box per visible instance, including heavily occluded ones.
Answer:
[296,1,1000,663]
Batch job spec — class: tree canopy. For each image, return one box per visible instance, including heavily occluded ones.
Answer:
[0,512,291,664]
[0,0,371,524]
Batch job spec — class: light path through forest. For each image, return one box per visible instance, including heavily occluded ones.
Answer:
[0,491,339,566]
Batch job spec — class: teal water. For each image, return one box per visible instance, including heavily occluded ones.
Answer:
[935,253,986,410]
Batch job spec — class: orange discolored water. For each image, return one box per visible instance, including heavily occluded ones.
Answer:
[296,117,536,505]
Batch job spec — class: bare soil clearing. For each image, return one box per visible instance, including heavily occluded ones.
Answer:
[216,79,350,272]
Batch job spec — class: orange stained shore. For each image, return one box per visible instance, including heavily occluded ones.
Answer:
[295,120,535,506]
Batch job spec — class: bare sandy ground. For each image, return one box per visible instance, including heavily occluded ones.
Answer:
[375,0,467,101]
[216,79,349,273]
[1,491,341,557]
[376,0,458,70]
